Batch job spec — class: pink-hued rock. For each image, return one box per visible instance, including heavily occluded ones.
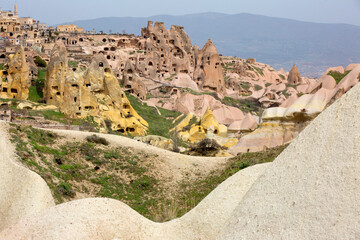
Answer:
[229,123,294,154]
[337,65,360,93]
[287,65,302,84]
[286,87,298,96]
[318,75,336,90]
[305,79,320,94]
[261,68,282,83]
[172,93,244,125]
[296,84,309,94]
[229,86,339,155]
[325,66,344,74]
[194,40,225,95]
[250,88,266,99]
[263,87,337,121]
[280,94,298,108]
[280,88,337,118]
[171,73,199,92]
[269,83,286,92]
[213,107,245,126]
[345,63,360,72]
[258,89,285,108]
[228,113,258,132]
[279,68,286,76]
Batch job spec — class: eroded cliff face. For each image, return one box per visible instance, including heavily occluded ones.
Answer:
[118,21,226,96]
[139,21,195,80]
[44,41,68,106]
[45,42,148,135]
[0,46,30,100]
[194,39,225,95]
[121,60,147,100]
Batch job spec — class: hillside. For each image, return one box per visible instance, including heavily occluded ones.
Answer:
[3,122,286,224]
[62,12,360,77]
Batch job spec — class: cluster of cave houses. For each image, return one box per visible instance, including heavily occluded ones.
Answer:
[0,21,252,144]
[1,18,315,151]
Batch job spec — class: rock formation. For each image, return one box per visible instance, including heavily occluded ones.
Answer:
[173,109,226,143]
[44,41,148,135]
[121,60,147,100]
[0,122,54,231]
[227,113,258,136]
[151,91,245,125]
[287,64,302,84]
[134,135,174,151]
[172,109,237,150]
[229,87,335,154]
[139,21,195,80]
[111,21,225,97]
[44,41,68,106]
[0,46,31,100]
[230,65,360,155]
[194,39,226,95]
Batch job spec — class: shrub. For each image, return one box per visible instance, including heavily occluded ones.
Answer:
[57,182,75,197]
[68,61,79,68]
[190,138,222,156]
[240,82,251,90]
[328,70,351,84]
[254,84,263,91]
[35,56,47,68]
[171,130,180,153]
[86,134,109,146]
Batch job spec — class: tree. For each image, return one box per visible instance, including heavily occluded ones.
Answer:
[34,56,47,68]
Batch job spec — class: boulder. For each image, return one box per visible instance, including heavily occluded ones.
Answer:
[228,113,258,133]
[171,73,199,92]
[345,63,360,72]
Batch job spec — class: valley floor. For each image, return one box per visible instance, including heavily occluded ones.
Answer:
[7,122,286,221]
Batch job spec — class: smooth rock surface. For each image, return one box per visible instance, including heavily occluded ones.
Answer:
[218,82,360,240]
[0,122,54,231]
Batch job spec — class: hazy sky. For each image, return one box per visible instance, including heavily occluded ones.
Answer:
[2,0,360,26]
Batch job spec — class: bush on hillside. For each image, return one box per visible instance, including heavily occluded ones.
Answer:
[86,134,109,146]
[35,56,47,68]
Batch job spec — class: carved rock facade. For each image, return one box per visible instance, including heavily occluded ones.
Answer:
[44,42,148,135]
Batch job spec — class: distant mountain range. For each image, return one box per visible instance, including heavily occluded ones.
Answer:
[61,12,360,77]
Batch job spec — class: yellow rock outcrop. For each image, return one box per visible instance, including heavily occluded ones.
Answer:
[0,46,30,100]
[173,109,229,144]
[44,41,148,135]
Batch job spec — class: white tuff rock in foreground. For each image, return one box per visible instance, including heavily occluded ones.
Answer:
[2,82,360,239]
